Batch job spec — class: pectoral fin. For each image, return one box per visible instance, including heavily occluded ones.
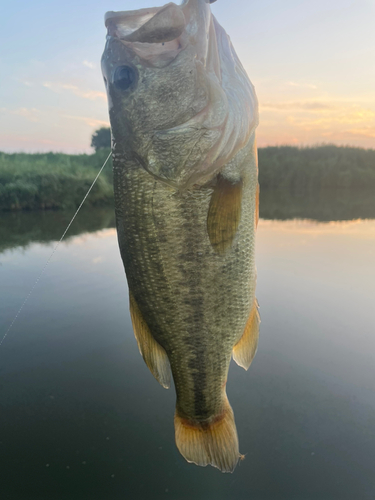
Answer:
[207,175,243,255]
[129,291,171,389]
[233,299,260,370]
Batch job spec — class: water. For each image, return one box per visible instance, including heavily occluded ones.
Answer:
[0,204,375,499]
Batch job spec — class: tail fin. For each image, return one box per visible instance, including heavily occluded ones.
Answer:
[174,395,240,473]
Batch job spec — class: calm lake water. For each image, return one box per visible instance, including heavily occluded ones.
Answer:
[0,205,375,499]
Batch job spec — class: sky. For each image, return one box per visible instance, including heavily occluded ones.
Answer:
[1,0,374,153]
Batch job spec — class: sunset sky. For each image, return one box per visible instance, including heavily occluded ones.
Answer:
[1,0,374,153]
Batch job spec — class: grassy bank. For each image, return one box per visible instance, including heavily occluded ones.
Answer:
[0,149,113,211]
[258,145,375,192]
[1,145,374,211]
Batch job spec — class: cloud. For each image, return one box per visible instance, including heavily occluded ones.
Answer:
[286,81,318,90]
[261,100,375,127]
[285,106,375,128]
[63,114,110,128]
[13,108,41,122]
[70,229,117,247]
[349,128,375,138]
[43,81,106,101]
[2,107,42,122]
[257,97,375,149]
[261,101,334,111]
[83,60,96,69]
[18,79,33,87]
[327,127,375,140]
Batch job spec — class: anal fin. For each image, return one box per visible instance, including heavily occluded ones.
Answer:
[174,393,240,473]
[207,175,243,255]
[233,299,260,370]
[129,291,171,389]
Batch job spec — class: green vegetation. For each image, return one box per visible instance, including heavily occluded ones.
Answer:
[258,145,375,192]
[0,145,374,219]
[0,149,113,211]
[256,145,375,220]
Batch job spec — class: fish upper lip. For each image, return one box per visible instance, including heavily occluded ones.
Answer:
[104,0,208,30]
[104,6,163,29]
[105,2,188,44]
[105,3,175,40]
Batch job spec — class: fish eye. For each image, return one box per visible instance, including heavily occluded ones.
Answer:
[114,65,137,91]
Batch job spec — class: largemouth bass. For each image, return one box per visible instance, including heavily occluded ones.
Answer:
[102,0,259,472]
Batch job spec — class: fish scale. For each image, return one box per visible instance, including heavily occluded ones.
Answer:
[114,138,257,418]
[103,0,259,472]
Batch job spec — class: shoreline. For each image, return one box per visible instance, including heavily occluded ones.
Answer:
[1,145,374,212]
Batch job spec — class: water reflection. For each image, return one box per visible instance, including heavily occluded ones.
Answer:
[0,216,374,499]
[1,187,375,498]
[1,188,374,254]
[260,188,375,221]
[0,207,115,253]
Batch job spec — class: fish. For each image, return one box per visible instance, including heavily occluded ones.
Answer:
[101,0,259,473]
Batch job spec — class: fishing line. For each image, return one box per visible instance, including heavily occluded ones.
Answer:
[0,151,112,348]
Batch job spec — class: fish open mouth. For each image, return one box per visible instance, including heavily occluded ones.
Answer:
[105,7,161,38]
[105,2,187,44]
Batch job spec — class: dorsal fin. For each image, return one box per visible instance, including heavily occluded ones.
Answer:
[129,291,171,389]
[207,175,243,255]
